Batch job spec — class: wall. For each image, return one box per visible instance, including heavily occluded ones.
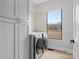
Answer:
[33,10,47,32]
[28,1,37,33]
[35,0,73,53]
[29,3,47,33]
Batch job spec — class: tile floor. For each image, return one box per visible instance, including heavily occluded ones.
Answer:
[40,50,73,59]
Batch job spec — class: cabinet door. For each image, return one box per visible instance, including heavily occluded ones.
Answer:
[0,19,15,59]
[19,22,29,59]
[0,0,15,18]
[73,0,79,59]
[0,21,2,59]
[18,0,28,21]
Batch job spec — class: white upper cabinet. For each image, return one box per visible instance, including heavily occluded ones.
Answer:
[0,0,28,22]
[18,0,28,22]
[0,0,15,18]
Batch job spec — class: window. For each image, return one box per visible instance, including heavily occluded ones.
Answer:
[47,9,62,40]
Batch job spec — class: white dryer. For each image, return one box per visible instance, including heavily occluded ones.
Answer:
[29,34,47,59]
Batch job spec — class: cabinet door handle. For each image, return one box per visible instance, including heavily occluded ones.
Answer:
[15,17,20,21]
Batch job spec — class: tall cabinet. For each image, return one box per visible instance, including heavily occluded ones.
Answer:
[0,0,29,59]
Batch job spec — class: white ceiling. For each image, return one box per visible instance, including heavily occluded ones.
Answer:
[32,0,79,6]
[32,0,49,4]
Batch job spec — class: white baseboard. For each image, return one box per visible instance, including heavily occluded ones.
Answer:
[48,45,73,54]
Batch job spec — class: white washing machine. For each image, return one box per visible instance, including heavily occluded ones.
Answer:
[29,34,47,59]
